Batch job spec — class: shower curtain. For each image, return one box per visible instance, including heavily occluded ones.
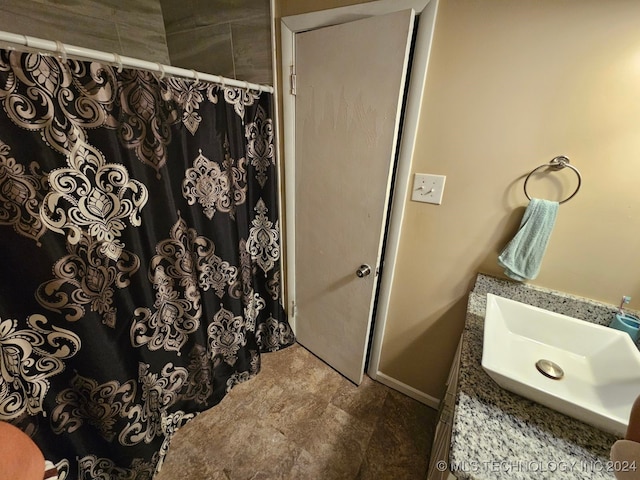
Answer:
[0,48,294,478]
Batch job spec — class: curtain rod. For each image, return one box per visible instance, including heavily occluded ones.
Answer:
[0,30,274,94]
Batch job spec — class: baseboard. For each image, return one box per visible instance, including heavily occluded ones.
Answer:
[373,371,441,409]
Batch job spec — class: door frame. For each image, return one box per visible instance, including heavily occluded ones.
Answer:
[279,0,440,404]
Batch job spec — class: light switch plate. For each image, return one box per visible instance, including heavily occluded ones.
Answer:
[411,173,446,204]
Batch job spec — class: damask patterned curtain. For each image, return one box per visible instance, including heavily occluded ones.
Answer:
[0,48,293,479]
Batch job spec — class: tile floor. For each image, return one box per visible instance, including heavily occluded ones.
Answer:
[156,343,439,480]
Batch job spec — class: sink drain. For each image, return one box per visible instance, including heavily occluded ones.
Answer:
[535,359,564,380]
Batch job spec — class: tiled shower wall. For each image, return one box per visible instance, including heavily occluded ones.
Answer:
[0,0,170,64]
[0,1,272,85]
[160,0,273,85]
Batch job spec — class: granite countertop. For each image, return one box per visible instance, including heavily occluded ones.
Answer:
[449,274,623,480]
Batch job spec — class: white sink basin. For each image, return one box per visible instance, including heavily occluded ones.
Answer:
[482,293,640,436]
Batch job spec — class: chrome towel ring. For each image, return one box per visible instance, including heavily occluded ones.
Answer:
[523,155,582,204]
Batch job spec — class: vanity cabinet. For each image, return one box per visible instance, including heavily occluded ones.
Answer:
[426,339,461,480]
[434,274,620,480]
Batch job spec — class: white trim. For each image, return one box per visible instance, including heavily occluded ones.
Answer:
[280,21,296,329]
[374,371,440,409]
[270,0,287,311]
[0,31,273,93]
[367,0,440,381]
[282,0,429,31]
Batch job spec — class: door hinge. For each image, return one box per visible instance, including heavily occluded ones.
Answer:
[291,300,297,317]
[290,64,297,96]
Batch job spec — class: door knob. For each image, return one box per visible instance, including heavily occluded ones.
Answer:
[356,264,372,278]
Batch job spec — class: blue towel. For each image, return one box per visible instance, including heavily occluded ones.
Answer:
[498,198,559,281]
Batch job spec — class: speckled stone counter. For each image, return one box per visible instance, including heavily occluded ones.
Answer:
[449,274,627,480]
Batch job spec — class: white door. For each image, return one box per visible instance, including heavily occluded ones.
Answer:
[294,10,415,384]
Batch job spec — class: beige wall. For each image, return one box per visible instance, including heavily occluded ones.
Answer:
[0,0,169,64]
[279,0,372,17]
[277,0,640,400]
[382,0,640,399]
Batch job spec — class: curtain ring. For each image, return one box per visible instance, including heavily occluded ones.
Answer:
[156,63,165,80]
[244,81,251,91]
[191,69,200,83]
[22,34,29,48]
[219,76,226,88]
[55,40,67,63]
[113,53,123,73]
